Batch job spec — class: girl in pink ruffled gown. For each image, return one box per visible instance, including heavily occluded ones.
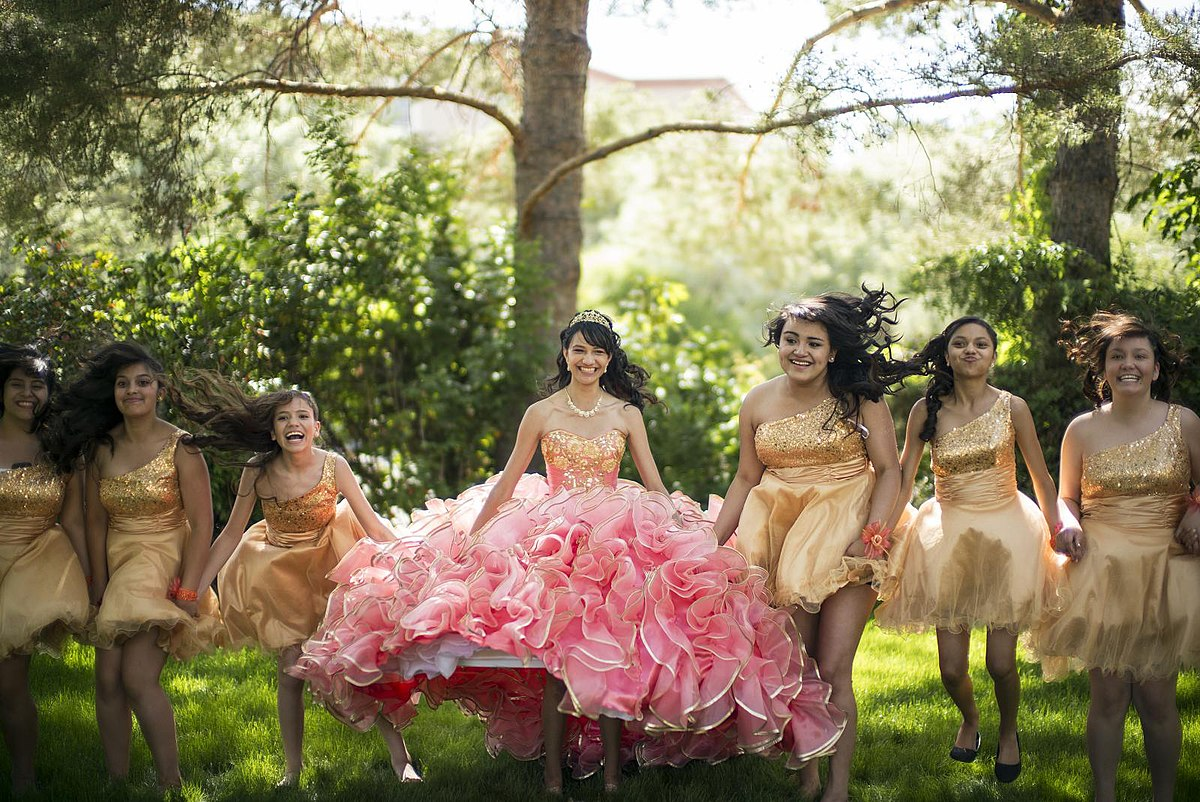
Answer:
[296,310,846,794]
[171,377,419,787]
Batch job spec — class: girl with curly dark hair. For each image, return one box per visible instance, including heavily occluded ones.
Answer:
[874,316,1063,784]
[1033,311,1200,802]
[711,286,914,802]
[296,310,846,796]
[0,344,89,794]
[53,341,221,790]
[169,374,418,787]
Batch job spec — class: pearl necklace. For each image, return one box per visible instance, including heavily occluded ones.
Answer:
[565,391,603,418]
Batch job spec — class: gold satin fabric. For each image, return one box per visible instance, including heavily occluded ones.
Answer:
[91,432,222,659]
[1033,405,1198,681]
[219,455,368,651]
[0,464,89,658]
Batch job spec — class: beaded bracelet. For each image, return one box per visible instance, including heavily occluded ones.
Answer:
[860,521,892,560]
[175,587,199,602]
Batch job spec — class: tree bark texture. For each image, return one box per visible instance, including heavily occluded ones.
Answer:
[516,0,590,330]
[1046,0,1124,269]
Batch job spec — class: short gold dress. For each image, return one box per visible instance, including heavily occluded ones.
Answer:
[91,431,223,659]
[1033,405,1197,680]
[0,464,89,659]
[735,397,888,611]
[218,453,368,652]
[877,392,1062,633]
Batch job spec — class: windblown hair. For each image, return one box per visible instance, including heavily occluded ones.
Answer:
[764,285,912,428]
[46,342,165,473]
[0,343,58,434]
[1060,311,1183,408]
[543,310,659,410]
[171,371,319,470]
[908,316,999,442]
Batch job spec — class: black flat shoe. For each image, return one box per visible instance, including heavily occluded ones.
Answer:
[949,730,981,763]
[994,733,1021,783]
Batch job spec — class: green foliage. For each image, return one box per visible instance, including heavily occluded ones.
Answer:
[1128,134,1200,270]
[1,131,547,517]
[608,277,764,500]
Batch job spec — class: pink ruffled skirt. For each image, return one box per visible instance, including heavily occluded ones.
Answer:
[294,475,846,776]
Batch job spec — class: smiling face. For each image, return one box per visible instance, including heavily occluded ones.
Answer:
[563,332,611,388]
[777,318,834,385]
[271,396,320,453]
[3,367,49,427]
[1103,335,1159,399]
[945,322,996,380]
[113,362,160,419]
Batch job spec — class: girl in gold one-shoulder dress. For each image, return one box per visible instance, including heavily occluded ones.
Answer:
[52,342,221,789]
[1033,312,1200,802]
[0,345,89,794]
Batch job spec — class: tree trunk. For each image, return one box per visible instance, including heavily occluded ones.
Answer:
[516,0,590,331]
[1046,0,1124,269]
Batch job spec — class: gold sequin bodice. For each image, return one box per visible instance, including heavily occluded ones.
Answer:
[1082,405,1190,499]
[262,453,338,534]
[754,397,867,469]
[99,431,185,520]
[932,392,1016,478]
[0,463,64,531]
[541,429,626,492]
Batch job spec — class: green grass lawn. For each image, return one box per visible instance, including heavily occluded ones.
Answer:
[7,622,1199,801]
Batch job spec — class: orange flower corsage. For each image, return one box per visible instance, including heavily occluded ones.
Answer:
[860,521,892,560]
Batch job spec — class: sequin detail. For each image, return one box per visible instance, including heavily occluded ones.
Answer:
[1082,405,1190,499]
[263,453,338,536]
[0,463,64,523]
[99,432,185,518]
[932,392,1016,478]
[540,429,626,492]
[754,397,866,469]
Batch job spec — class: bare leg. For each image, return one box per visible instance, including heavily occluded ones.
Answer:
[807,584,876,802]
[935,628,979,756]
[376,720,421,782]
[1087,670,1131,802]
[791,607,823,799]
[1130,674,1181,802]
[94,646,132,780]
[600,715,622,791]
[276,646,305,784]
[542,674,567,793]
[119,630,179,788]
[0,655,36,793]
[984,628,1020,765]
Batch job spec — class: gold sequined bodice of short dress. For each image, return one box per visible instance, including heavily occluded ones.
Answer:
[754,397,867,470]
[262,453,338,534]
[931,392,1016,478]
[541,429,627,492]
[1082,405,1190,500]
[0,463,64,526]
[99,431,185,520]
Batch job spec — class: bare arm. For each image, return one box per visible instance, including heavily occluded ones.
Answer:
[468,406,544,536]
[334,455,396,542]
[1011,395,1061,531]
[175,440,215,600]
[59,470,91,579]
[85,464,109,605]
[187,466,261,595]
[1173,407,1200,553]
[885,400,928,531]
[845,398,901,556]
[713,395,765,546]
[624,406,668,495]
[1055,417,1086,562]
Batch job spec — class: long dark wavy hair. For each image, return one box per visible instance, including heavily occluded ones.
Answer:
[907,316,999,442]
[171,371,320,473]
[46,342,166,473]
[1060,311,1183,408]
[0,343,58,436]
[764,285,912,428]
[543,310,659,410]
